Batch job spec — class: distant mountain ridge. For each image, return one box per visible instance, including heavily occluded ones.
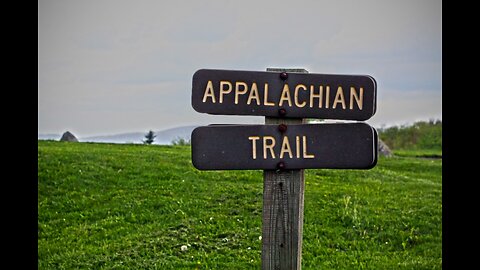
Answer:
[38,134,62,140]
[38,126,199,145]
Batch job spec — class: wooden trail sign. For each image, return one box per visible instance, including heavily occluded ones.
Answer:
[190,67,378,270]
[191,123,378,170]
[192,69,377,120]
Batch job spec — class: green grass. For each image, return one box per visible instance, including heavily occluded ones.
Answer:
[38,140,442,269]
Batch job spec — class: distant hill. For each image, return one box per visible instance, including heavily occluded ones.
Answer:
[76,126,198,145]
[79,132,144,144]
[150,125,198,145]
[38,134,61,140]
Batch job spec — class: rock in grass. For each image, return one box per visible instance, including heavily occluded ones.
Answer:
[378,139,392,157]
[60,131,78,142]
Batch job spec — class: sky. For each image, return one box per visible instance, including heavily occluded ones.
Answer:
[38,0,442,137]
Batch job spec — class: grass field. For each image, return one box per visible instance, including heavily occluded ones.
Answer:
[38,140,442,269]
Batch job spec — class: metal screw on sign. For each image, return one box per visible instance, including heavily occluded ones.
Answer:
[278,124,288,133]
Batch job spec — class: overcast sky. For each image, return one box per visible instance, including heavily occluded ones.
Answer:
[38,0,441,137]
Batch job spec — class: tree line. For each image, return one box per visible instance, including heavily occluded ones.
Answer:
[377,120,442,150]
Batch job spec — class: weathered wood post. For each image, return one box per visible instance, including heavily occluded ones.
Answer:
[262,68,308,270]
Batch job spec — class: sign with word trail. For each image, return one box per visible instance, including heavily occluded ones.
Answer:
[191,122,377,170]
[192,69,377,120]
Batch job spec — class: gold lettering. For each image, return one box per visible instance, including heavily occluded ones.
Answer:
[350,87,364,110]
[248,136,260,160]
[263,136,276,159]
[219,81,232,104]
[279,84,292,107]
[302,136,315,158]
[247,83,261,105]
[294,84,307,108]
[279,136,293,159]
[264,83,275,106]
[296,136,301,158]
[310,85,323,108]
[234,82,248,105]
[202,80,216,103]
[332,86,346,109]
[325,85,330,108]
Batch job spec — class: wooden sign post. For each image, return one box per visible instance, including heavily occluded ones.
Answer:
[190,67,378,269]
[262,68,307,270]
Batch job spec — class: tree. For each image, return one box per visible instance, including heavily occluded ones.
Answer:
[143,130,156,145]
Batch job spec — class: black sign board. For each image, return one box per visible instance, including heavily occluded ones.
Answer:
[191,123,377,170]
[192,69,377,121]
